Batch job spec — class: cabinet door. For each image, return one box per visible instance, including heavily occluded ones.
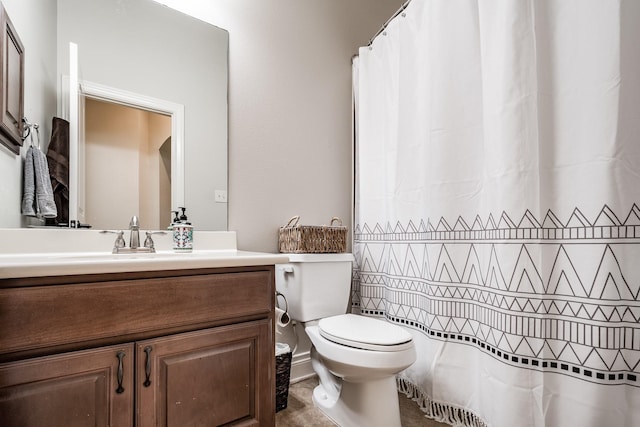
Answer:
[137,319,274,427]
[0,344,134,427]
[0,3,24,154]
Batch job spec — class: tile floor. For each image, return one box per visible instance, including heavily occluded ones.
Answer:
[276,376,450,427]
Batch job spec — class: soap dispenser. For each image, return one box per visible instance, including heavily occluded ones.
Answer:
[172,207,193,252]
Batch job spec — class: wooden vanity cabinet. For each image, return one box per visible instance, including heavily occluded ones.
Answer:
[0,266,276,427]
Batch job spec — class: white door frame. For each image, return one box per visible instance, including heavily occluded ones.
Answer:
[62,78,185,226]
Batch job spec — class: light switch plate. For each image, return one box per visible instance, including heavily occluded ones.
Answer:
[214,190,228,203]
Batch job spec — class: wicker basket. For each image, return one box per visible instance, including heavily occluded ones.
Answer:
[278,216,347,253]
[275,345,292,412]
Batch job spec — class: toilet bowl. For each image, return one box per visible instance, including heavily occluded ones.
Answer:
[306,315,416,427]
[275,254,416,427]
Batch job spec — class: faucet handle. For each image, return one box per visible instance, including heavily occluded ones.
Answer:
[114,231,126,249]
[115,231,126,248]
[144,231,166,250]
[100,230,126,252]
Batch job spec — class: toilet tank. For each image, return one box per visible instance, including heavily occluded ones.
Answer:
[276,253,354,322]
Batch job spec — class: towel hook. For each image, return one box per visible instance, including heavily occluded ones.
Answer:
[22,117,40,148]
[33,124,40,149]
[22,117,32,141]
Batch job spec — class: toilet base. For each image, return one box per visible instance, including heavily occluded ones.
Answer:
[312,376,402,427]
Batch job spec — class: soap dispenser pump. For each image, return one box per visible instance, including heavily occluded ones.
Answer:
[172,207,193,252]
[168,210,180,230]
[179,207,191,224]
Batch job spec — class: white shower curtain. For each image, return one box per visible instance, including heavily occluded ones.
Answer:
[354,1,640,426]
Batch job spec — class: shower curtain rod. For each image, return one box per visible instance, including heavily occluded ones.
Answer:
[367,0,412,46]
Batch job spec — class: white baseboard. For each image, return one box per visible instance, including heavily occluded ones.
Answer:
[289,349,315,384]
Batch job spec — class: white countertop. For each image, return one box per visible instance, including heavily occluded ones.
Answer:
[0,229,289,279]
[0,250,290,279]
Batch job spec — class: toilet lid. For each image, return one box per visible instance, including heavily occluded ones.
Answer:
[318,314,413,352]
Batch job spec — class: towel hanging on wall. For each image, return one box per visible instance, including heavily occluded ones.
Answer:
[21,123,57,218]
[46,117,70,224]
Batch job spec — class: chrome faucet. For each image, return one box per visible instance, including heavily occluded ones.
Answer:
[101,216,165,254]
[129,216,140,249]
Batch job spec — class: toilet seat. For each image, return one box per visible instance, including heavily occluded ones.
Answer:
[318,314,413,352]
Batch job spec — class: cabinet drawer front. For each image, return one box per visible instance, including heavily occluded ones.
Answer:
[0,270,273,357]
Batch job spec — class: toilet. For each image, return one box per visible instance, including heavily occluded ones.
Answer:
[276,253,416,427]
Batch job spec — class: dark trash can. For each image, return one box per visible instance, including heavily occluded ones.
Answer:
[275,342,292,412]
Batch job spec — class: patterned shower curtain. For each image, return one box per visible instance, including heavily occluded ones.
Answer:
[353,1,640,426]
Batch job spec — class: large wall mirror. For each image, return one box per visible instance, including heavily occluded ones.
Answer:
[0,0,228,231]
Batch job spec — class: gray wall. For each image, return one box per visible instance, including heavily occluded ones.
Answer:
[157,0,400,252]
[0,0,400,249]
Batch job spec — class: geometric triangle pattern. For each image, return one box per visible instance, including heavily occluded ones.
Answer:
[354,205,640,387]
